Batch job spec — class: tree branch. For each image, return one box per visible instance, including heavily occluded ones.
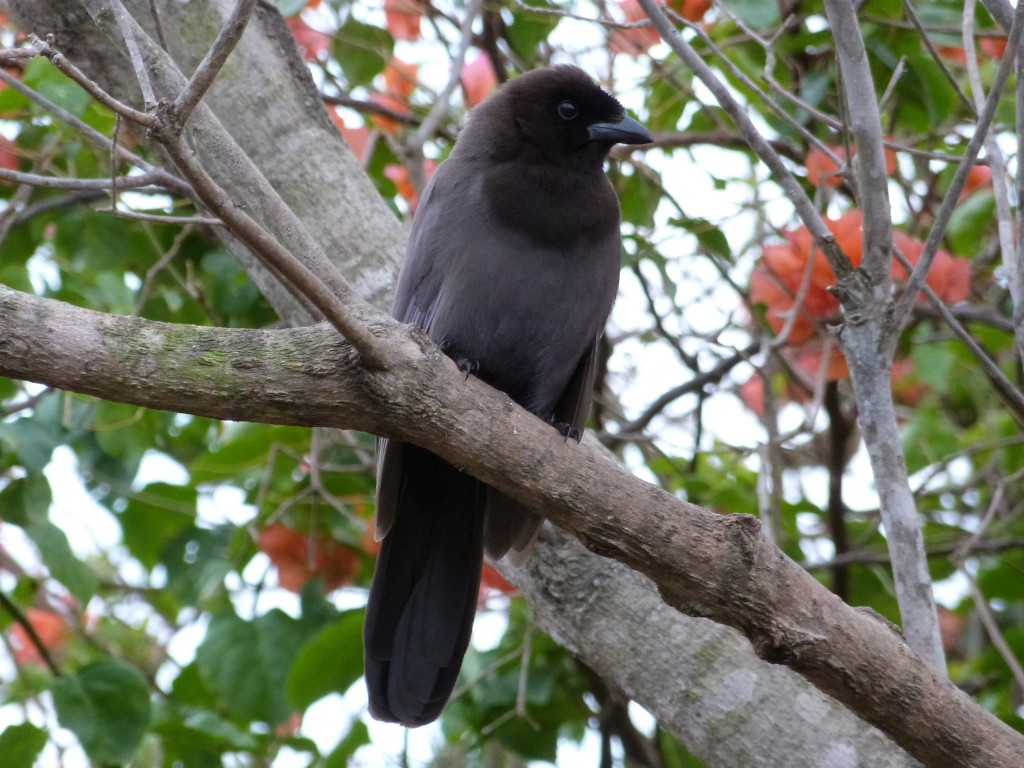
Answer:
[0,282,1021,767]
[822,0,944,672]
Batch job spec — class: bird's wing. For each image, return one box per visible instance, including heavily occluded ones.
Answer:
[482,339,599,562]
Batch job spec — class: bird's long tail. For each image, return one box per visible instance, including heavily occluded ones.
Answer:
[364,443,485,727]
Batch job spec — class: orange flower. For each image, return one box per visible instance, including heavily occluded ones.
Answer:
[332,112,370,161]
[384,58,418,100]
[891,230,970,304]
[669,0,712,22]
[478,564,516,606]
[750,212,865,342]
[384,159,438,210]
[980,36,1007,60]
[286,16,331,61]
[384,0,426,41]
[609,0,660,56]
[461,52,498,107]
[369,93,407,134]
[257,523,359,593]
[891,358,928,406]
[805,143,897,188]
[10,608,68,666]
[960,165,992,200]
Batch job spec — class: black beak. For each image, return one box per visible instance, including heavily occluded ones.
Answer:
[588,114,652,146]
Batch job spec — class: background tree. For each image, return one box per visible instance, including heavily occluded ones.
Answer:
[0,0,1022,766]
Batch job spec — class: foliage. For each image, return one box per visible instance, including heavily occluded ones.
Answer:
[0,0,1022,765]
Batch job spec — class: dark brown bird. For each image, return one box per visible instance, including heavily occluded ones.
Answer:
[364,65,651,727]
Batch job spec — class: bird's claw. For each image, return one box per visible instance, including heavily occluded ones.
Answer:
[556,422,582,443]
[456,357,480,380]
[440,341,480,380]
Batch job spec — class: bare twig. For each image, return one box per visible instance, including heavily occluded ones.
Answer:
[159,135,389,367]
[893,0,1024,333]
[952,485,1024,693]
[635,0,853,281]
[902,0,977,117]
[963,0,1024,364]
[411,0,481,149]
[0,67,188,195]
[27,35,156,126]
[0,591,62,677]
[101,208,223,226]
[893,249,1024,422]
[108,0,157,108]
[172,0,259,130]
[0,168,175,191]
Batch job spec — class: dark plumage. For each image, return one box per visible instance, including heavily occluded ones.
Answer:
[364,65,651,727]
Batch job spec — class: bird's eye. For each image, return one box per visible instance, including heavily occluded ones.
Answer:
[557,100,579,121]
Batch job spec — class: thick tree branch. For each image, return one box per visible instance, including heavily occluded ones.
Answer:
[0,283,1020,767]
[507,527,918,768]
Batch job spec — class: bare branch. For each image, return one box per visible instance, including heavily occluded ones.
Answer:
[27,35,155,126]
[823,0,943,672]
[634,0,853,280]
[893,0,1024,332]
[172,0,259,129]
[1,282,1022,767]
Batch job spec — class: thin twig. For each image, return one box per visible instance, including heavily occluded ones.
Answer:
[157,134,388,366]
[100,208,223,226]
[147,0,170,51]
[963,0,1023,364]
[0,168,176,191]
[0,592,62,677]
[0,67,187,195]
[409,0,482,151]
[903,0,977,117]
[27,35,156,126]
[635,0,852,281]
[172,0,259,130]
[108,0,157,109]
[893,0,1024,333]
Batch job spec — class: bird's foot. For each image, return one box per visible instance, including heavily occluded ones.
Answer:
[456,357,480,380]
[555,422,582,443]
[439,342,480,380]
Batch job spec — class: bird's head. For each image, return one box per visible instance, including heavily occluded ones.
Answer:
[458,65,652,166]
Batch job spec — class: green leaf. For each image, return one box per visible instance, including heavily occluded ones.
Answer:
[119,483,198,570]
[51,659,152,764]
[0,475,52,527]
[976,551,1024,601]
[0,723,48,768]
[617,168,661,228]
[333,19,393,87]
[286,611,364,710]
[645,78,687,133]
[23,58,91,117]
[24,521,98,604]
[891,49,958,131]
[670,216,732,261]
[947,192,996,257]
[197,609,308,725]
[719,0,780,29]
[93,401,156,462]
[507,0,559,63]
[0,418,59,474]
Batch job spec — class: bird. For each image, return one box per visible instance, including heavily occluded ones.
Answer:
[364,64,651,727]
